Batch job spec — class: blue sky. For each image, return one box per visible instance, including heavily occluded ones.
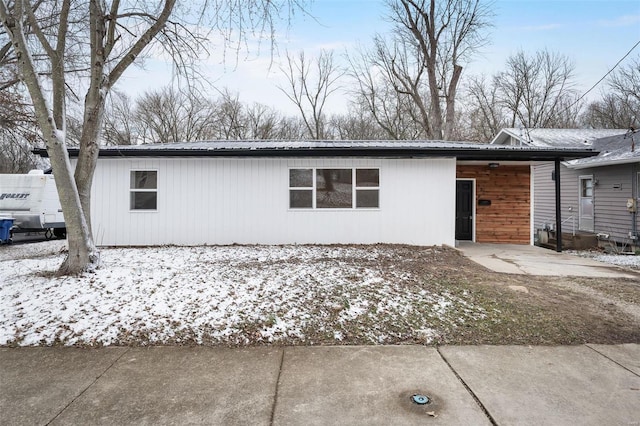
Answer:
[118,0,640,115]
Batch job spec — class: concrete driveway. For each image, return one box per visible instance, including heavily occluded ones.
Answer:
[457,242,640,278]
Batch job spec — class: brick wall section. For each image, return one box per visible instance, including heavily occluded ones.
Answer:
[457,165,530,244]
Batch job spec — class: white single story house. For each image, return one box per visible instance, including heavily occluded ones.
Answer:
[35,141,596,247]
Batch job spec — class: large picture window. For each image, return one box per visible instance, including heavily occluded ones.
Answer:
[289,168,379,209]
[130,170,157,210]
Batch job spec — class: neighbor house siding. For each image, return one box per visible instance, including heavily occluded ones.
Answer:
[456,165,530,244]
[532,162,639,244]
[90,157,456,246]
[532,162,555,231]
[592,163,637,243]
[532,162,580,233]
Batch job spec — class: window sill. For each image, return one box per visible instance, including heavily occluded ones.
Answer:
[288,208,381,212]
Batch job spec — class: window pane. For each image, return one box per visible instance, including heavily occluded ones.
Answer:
[290,190,313,208]
[356,169,379,187]
[130,192,157,210]
[131,171,157,189]
[316,169,352,208]
[289,169,313,187]
[356,189,379,208]
[582,179,593,197]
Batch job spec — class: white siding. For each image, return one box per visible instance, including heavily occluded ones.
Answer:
[90,157,456,246]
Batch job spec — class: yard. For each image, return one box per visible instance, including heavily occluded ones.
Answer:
[1,241,639,347]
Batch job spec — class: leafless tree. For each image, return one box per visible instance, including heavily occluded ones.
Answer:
[244,102,282,139]
[0,87,40,172]
[135,86,217,143]
[103,90,138,145]
[349,0,492,140]
[346,47,425,140]
[494,49,579,129]
[213,89,246,139]
[273,115,306,139]
[329,105,389,140]
[0,0,306,274]
[582,56,639,129]
[461,49,581,140]
[279,49,343,139]
[462,74,508,141]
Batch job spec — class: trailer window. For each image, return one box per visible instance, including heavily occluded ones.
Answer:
[130,171,157,210]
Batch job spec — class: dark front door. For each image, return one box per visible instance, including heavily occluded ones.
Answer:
[456,180,473,240]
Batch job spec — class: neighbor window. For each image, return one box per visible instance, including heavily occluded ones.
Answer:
[289,168,379,209]
[130,170,157,210]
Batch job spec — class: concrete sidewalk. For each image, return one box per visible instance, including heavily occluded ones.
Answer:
[457,242,640,278]
[1,345,639,425]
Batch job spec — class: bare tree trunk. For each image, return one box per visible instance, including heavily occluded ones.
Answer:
[0,0,97,274]
[75,90,105,234]
[74,0,107,233]
[444,64,462,140]
[75,0,176,231]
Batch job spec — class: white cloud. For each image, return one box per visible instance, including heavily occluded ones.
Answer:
[597,14,640,27]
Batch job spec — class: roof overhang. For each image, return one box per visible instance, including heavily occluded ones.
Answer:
[566,157,640,169]
[32,141,598,162]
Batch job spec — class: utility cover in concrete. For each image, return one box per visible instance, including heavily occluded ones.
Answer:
[52,347,281,425]
[272,346,490,425]
[440,345,640,426]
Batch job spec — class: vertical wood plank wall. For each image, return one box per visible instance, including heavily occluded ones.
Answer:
[457,165,531,244]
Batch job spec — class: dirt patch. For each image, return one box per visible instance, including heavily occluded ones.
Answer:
[323,245,640,346]
[408,248,640,345]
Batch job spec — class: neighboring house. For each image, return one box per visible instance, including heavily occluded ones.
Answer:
[34,141,594,247]
[491,128,635,249]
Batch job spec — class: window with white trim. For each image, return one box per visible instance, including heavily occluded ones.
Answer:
[130,170,157,210]
[289,168,379,209]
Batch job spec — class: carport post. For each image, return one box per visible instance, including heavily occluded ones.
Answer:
[555,159,563,252]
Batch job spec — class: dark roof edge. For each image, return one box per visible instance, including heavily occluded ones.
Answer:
[32,146,597,161]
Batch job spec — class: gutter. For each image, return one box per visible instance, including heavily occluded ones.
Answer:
[565,156,640,170]
[32,146,598,162]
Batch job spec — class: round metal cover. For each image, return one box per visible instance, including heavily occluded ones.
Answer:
[411,394,430,405]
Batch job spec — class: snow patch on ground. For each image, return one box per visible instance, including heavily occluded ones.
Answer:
[568,250,640,270]
[0,241,482,347]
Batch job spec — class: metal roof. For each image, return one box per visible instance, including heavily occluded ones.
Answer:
[491,128,627,148]
[565,133,640,169]
[33,139,598,161]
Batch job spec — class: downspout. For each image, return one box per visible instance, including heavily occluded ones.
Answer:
[632,163,638,243]
[555,159,563,252]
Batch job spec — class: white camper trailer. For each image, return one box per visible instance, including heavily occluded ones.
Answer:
[0,170,66,238]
